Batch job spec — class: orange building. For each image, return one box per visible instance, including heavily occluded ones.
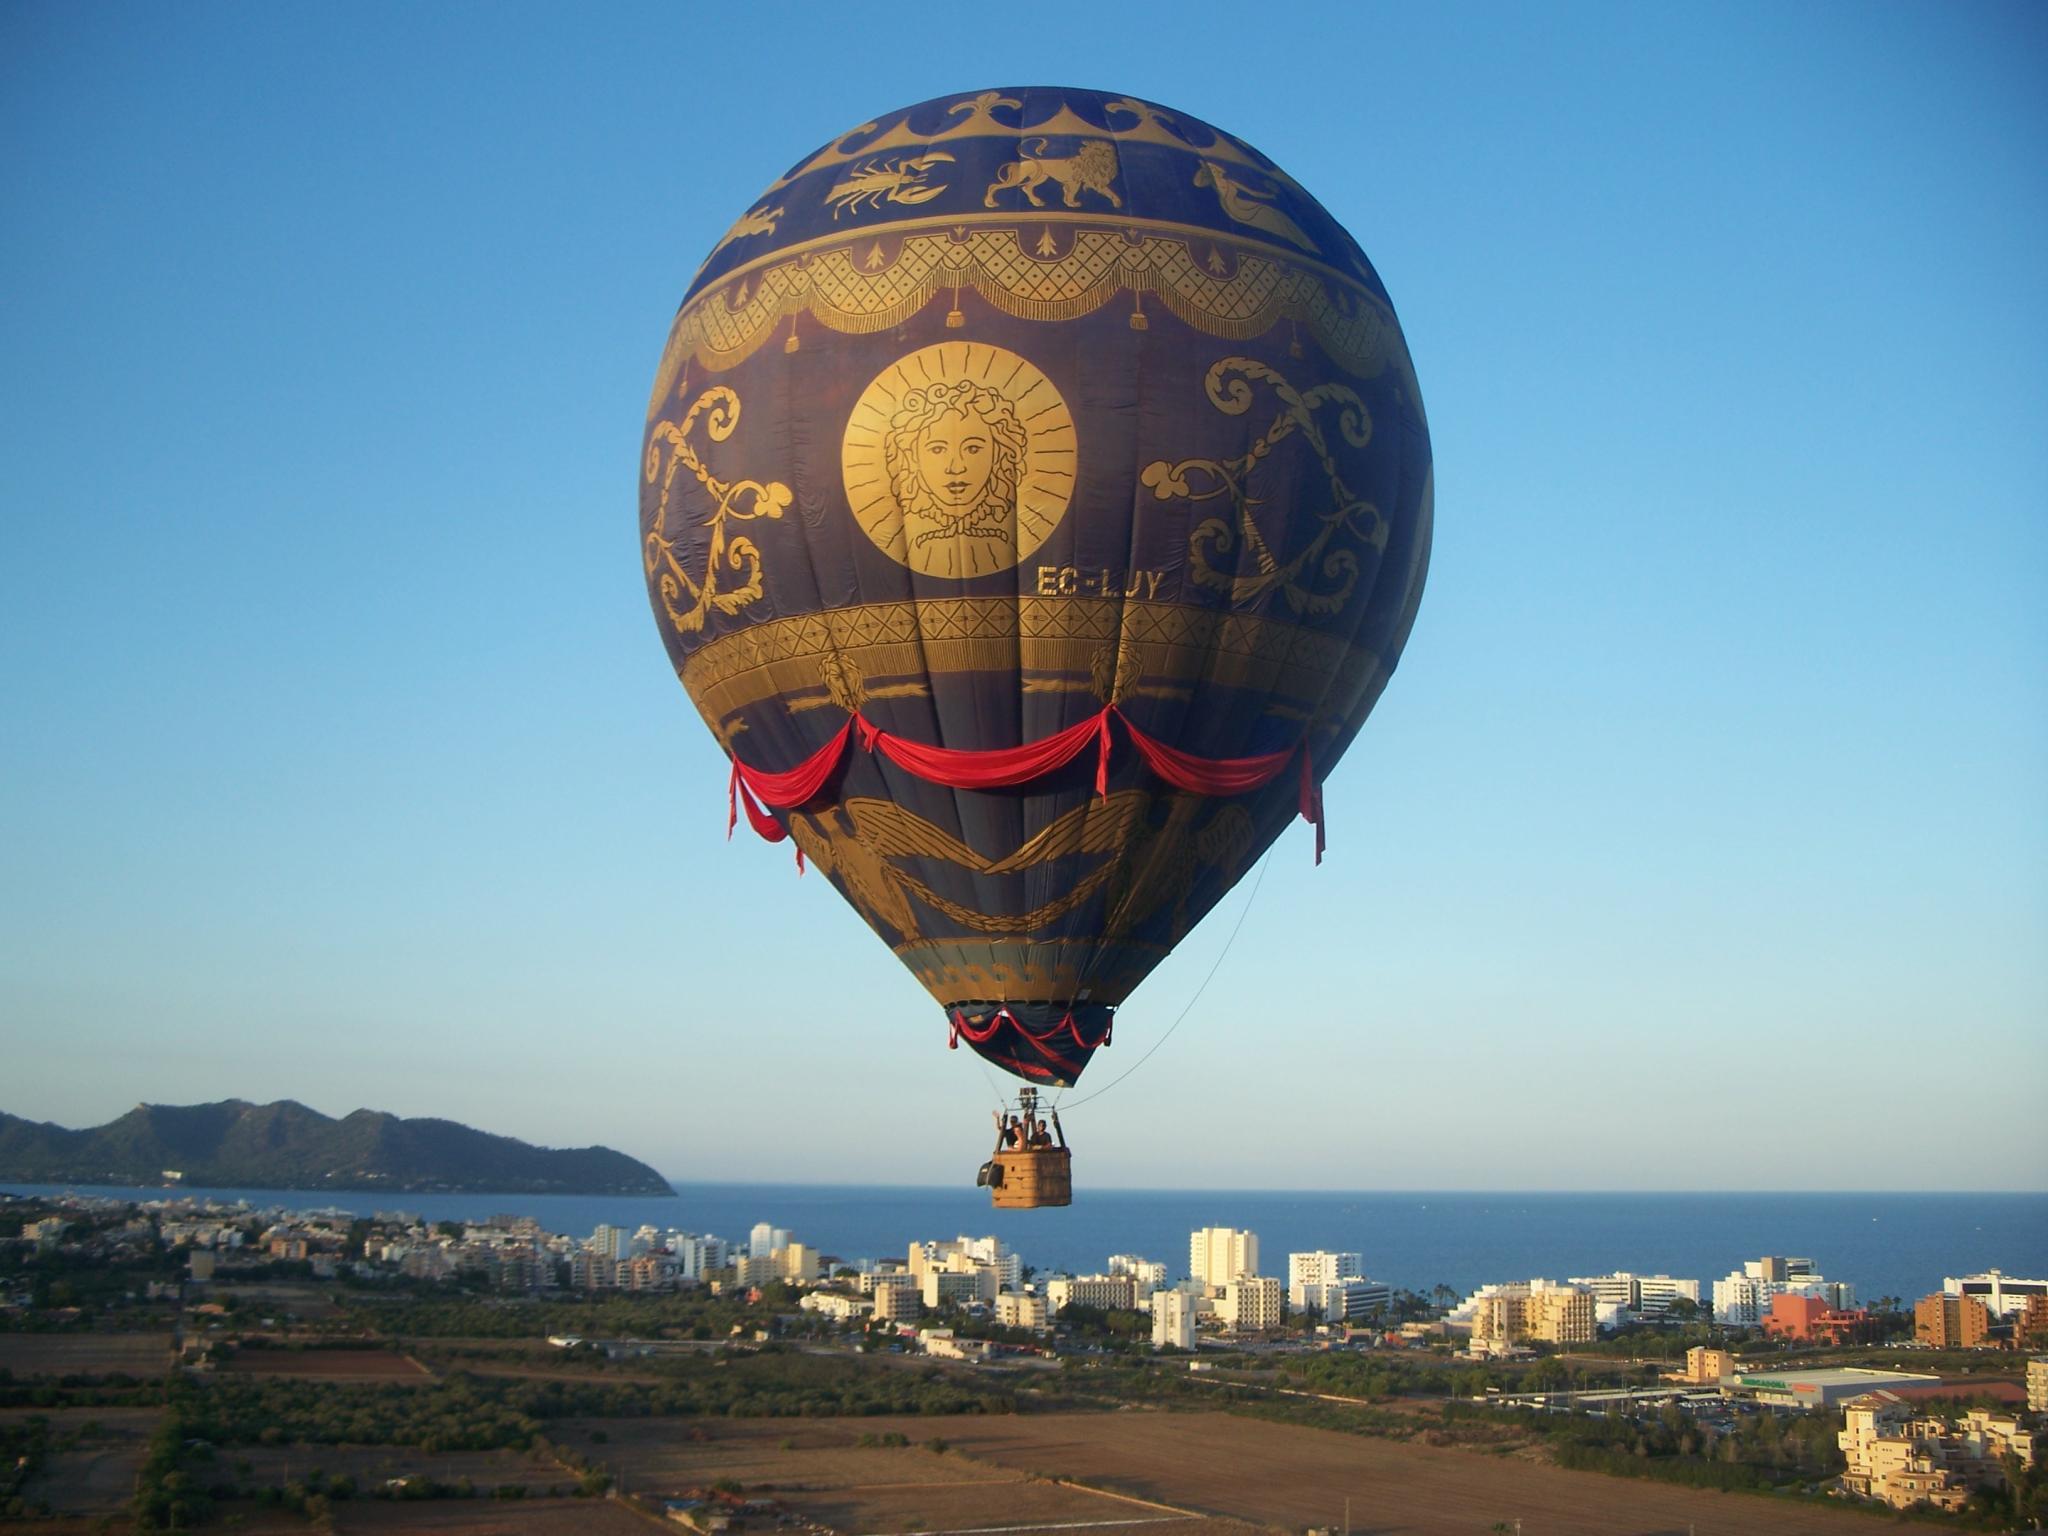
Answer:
[1915,1292,1990,1349]
[1763,1291,1868,1343]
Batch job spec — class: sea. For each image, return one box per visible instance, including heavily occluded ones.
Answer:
[5,1182,2043,1305]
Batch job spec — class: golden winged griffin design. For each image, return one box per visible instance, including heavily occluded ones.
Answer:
[788,791,1255,945]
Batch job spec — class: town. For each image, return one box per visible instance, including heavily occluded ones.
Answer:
[5,1189,2046,1529]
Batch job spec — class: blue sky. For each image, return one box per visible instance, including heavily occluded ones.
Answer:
[3,1,2043,1190]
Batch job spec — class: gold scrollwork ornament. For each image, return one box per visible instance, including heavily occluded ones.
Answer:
[1142,357,1386,617]
[644,386,792,635]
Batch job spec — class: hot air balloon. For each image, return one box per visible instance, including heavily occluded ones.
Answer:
[641,89,1431,1206]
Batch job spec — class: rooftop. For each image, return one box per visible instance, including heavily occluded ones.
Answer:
[1733,1368,1943,1392]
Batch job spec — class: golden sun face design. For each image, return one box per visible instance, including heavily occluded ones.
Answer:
[841,342,1076,578]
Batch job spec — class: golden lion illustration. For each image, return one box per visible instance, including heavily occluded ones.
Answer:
[983,138,1123,209]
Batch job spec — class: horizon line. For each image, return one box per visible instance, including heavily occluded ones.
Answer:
[7,1179,2045,1199]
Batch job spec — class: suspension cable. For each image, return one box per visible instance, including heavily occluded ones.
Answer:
[1055,848,1273,1113]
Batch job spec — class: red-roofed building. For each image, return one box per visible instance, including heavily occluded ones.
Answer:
[1763,1291,1868,1343]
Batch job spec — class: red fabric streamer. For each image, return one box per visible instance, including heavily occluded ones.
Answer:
[866,709,1105,789]
[1116,709,1294,795]
[947,1008,1113,1080]
[730,718,853,809]
[1299,743,1325,864]
[728,766,789,843]
[725,705,1329,864]
[948,1006,1113,1050]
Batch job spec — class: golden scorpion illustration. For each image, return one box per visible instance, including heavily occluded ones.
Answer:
[825,152,955,218]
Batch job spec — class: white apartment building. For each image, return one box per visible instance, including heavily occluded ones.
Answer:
[1636,1273,1702,1310]
[749,1223,790,1259]
[1108,1254,1168,1298]
[923,1268,993,1309]
[1713,1257,1854,1326]
[1046,1273,1139,1314]
[1567,1271,1701,1314]
[1299,1277,1395,1323]
[668,1232,727,1279]
[995,1291,1049,1330]
[930,1234,1022,1291]
[914,1246,1001,1307]
[1289,1251,1363,1288]
[799,1291,868,1322]
[1944,1271,2048,1320]
[861,1267,917,1297]
[1190,1227,1259,1289]
[1151,1286,1195,1349]
[1217,1275,1283,1332]
[910,1236,1021,1293]
[1711,1271,1767,1326]
[1287,1251,1363,1310]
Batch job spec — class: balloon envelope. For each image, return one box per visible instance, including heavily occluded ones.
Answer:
[642,88,1432,1086]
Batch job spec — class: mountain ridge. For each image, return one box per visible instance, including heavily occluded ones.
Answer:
[0,1100,672,1195]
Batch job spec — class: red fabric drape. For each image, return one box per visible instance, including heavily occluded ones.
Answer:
[1299,743,1325,865]
[730,718,853,812]
[947,1006,1113,1050]
[858,709,1106,789]
[726,767,789,841]
[1116,708,1294,794]
[724,704,1328,861]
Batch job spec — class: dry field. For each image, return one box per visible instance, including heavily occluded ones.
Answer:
[232,1443,570,1493]
[4,1406,162,1515]
[840,1410,1894,1536]
[198,1513,311,1536]
[777,1477,1221,1533]
[329,1499,663,1535]
[0,1332,171,1377]
[557,1418,1260,1536]
[221,1348,433,1380]
[467,1364,673,1386]
[215,1280,347,1319]
[555,1416,1017,1491]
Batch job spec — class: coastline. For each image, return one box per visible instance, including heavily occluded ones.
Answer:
[8,1182,2043,1306]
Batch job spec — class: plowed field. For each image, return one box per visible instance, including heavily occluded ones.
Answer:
[330,1501,653,1535]
[860,1410,1890,1536]
[0,1332,171,1377]
[6,1406,162,1515]
[553,1418,1260,1536]
[221,1348,432,1380]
